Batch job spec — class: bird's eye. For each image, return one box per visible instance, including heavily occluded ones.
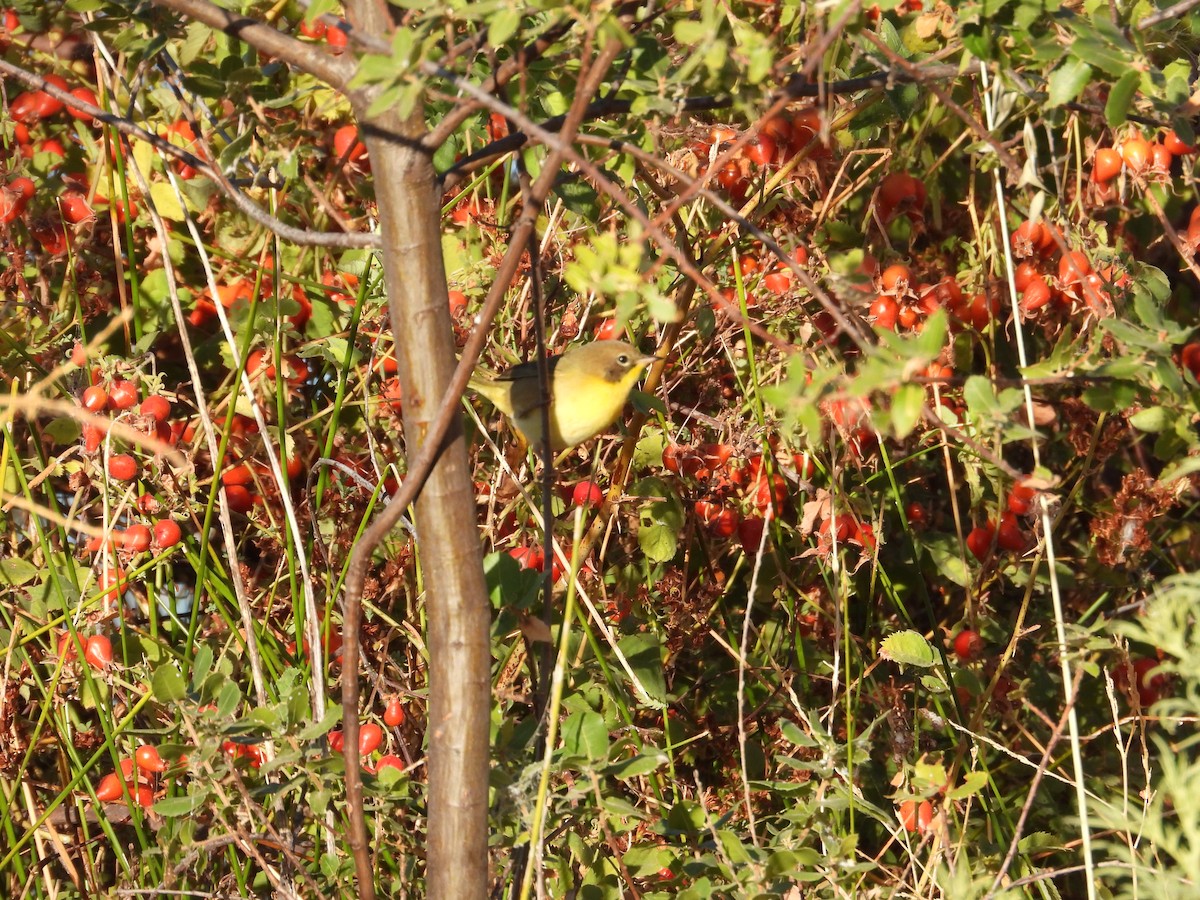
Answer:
[617,353,630,365]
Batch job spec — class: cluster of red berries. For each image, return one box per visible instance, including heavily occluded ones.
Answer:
[91,744,172,810]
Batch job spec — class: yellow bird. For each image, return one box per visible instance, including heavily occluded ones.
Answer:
[468,340,657,450]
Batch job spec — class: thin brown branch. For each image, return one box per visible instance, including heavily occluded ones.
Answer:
[431,67,808,357]
[0,57,380,249]
[441,65,962,190]
[860,31,1024,180]
[985,665,1087,898]
[149,0,354,91]
[423,15,581,150]
[1137,0,1200,29]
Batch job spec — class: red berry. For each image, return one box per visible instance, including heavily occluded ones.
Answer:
[877,172,926,221]
[33,74,68,117]
[108,380,139,410]
[508,545,545,571]
[1012,261,1041,293]
[152,519,182,549]
[383,698,405,728]
[135,744,167,773]
[1130,657,1168,707]
[1120,136,1152,174]
[763,270,791,294]
[299,16,327,39]
[743,133,777,167]
[82,385,108,412]
[10,90,41,123]
[571,480,604,508]
[879,263,913,294]
[223,484,255,513]
[1058,251,1092,297]
[121,524,151,552]
[376,753,404,772]
[68,86,98,122]
[750,471,788,514]
[592,317,620,340]
[1164,129,1195,156]
[996,511,1027,552]
[1091,147,1123,183]
[1019,275,1053,314]
[1007,478,1037,516]
[737,515,766,554]
[905,502,928,527]
[60,191,94,224]
[332,123,368,167]
[83,424,104,453]
[84,634,113,670]
[94,772,126,802]
[917,800,934,831]
[325,21,348,49]
[869,294,899,330]
[1180,342,1200,380]
[140,394,171,422]
[694,500,740,538]
[953,629,984,662]
[107,454,138,481]
[966,524,994,562]
[358,722,384,756]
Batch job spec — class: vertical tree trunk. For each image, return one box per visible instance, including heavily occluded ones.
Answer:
[345,6,492,898]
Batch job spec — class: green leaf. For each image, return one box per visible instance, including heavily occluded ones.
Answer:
[0,557,40,586]
[637,521,677,562]
[617,633,667,704]
[43,417,81,446]
[1129,406,1170,433]
[890,383,924,439]
[622,844,676,877]
[920,673,949,694]
[191,643,213,689]
[879,630,938,669]
[1159,456,1200,484]
[296,704,342,742]
[152,664,188,702]
[216,128,255,173]
[216,679,241,717]
[562,710,609,761]
[1104,69,1140,127]
[553,174,599,220]
[1047,58,1093,107]
[149,182,187,221]
[946,770,990,800]
[488,6,521,46]
[1018,831,1065,854]
[153,793,208,816]
[604,751,668,780]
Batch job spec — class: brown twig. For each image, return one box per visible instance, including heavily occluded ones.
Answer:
[150,0,353,89]
[0,56,379,249]
[985,665,1088,898]
[860,31,1024,180]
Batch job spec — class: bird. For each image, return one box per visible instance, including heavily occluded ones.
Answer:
[467,340,657,450]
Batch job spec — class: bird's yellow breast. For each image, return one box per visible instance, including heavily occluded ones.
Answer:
[467,340,654,450]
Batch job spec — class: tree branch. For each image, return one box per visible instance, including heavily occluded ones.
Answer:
[149,0,355,91]
[440,64,963,191]
[0,57,380,249]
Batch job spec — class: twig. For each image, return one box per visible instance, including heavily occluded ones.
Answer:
[0,56,379,249]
